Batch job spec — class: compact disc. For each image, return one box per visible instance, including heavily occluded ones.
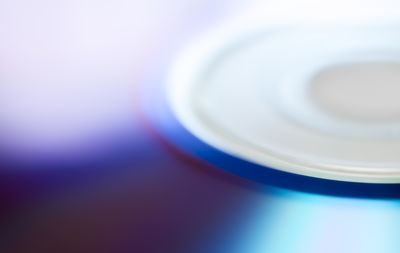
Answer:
[166,25,400,184]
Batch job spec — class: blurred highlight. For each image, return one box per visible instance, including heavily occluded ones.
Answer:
[0,1,400,253]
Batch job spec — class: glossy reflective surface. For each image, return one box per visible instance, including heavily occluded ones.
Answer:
[1,1,400,253]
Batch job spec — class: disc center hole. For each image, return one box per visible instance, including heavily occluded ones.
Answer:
[309,62,400,122]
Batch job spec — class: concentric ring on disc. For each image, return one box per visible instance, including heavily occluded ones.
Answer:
[167,26,400,183]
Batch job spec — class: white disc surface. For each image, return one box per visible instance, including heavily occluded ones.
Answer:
[168,26,400,183]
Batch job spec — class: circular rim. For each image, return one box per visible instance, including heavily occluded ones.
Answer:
[140,24,400,197]
[167,25,400,184]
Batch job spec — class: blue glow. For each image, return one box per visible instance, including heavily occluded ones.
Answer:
[229,188,400,253]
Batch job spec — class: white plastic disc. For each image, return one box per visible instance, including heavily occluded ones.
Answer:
[168,26,400,183]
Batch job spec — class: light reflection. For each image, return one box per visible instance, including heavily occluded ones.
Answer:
[232,188,400,253]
